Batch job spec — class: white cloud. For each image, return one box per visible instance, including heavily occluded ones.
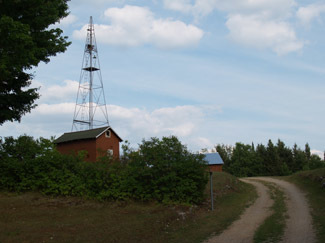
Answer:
[35,103,75,115]
[226,14,303,55]
[58,14,78,26]
[164,0,193,13]
[74,0,124,5]
[73,5,203,49]
[164,0,303,54]
[35,80,79,103]
[108,104,206,138]
[297,3,325,25]
[311,149,324,159]
[164,0,295,18]
[0,98,220,151]
[195,137,214,149]
[50,14,78,29]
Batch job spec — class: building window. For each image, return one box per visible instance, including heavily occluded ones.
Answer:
[105,130,111,138]
[107,149,113,156]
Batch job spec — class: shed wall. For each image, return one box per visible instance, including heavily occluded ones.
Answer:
[96,132,120,159]
[56,139,97,162]
[209,164,223,172]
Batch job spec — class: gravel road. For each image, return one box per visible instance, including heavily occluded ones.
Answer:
[255,177,316,243]
[204,177,316,243]
[204,179,273,243]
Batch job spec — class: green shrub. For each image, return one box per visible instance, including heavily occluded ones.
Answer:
[0,135,208,204]
[125,136,208,204]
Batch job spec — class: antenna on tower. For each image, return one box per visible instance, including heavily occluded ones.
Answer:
[72,16,109,131]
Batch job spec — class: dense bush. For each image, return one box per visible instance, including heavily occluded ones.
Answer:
[0,135,123,199]
[216,140,325,177]
[0,135,208,204]
[124,136,208,204]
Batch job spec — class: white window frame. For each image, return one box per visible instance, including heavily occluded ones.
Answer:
[107,149,113,156]
[105,130,111,138]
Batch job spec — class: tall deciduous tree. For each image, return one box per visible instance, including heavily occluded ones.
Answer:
[0,0,70,124]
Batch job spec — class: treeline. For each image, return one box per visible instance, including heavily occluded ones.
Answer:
[0,135,207,204]
[216,140,325,177]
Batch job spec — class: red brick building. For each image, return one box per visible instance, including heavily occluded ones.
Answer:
[54,126,122,162]
[203,152,224,172]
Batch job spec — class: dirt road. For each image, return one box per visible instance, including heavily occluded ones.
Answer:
[255,177,316,243]
[204,179,273,243]
[204,177,316,243]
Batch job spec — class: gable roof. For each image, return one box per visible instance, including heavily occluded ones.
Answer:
[203,152,224,165]
[54,126,123,144]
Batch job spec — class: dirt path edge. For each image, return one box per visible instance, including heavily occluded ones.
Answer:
[203,179,273,243]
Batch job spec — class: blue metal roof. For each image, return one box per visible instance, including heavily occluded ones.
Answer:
[203,152,224,165]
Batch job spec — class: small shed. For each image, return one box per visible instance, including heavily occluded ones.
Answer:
[204,152,224,172]
[54,126,122,162]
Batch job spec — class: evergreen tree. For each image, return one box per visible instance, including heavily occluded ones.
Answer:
[255,143,267,175]
[293,143,308,171]
[276,139,292,175]
[265,140,280,175]
[215,144,232,172]
[304,143,311,161]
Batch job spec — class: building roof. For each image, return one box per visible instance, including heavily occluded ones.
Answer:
[203,152,224,165]
[54,126,123,144]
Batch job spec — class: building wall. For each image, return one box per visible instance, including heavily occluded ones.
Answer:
[209,164,223,172]
[56,139,97,162]
[56,130,120,162]
[95,131,120,159]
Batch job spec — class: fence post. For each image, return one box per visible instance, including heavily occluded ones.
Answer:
[210,171,214,211]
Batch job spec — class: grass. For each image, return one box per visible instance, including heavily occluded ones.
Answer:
[166,172,257,243]
[0,172,257,243]
[253,182,287,243]
[284,168,325,243]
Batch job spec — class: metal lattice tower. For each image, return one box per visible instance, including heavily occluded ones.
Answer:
[72,16,109,131]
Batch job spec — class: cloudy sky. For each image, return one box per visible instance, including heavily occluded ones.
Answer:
[1,0,325,155]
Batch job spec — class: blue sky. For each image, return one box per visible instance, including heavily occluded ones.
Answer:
[1,0,325,155]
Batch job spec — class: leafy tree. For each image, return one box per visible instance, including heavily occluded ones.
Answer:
[227,143,256,177]
[309,154,325,170]
[0,0,70,124]
[126,136,208,204]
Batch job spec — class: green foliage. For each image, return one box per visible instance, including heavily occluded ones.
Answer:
[215,140,325,177]
[0,135,208,204]
[124,136,208,204]
[215,144,232,171]
[228,143,256,177]
[0,0,70,124]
